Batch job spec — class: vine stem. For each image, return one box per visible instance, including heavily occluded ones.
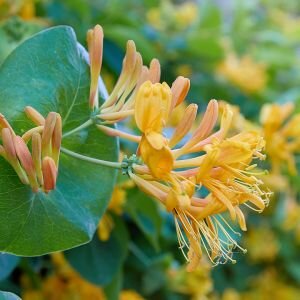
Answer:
[62,119,93,138]
[61,147,123,169]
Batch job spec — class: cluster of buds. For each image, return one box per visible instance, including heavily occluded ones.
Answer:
[85,24,271,270]
[0,107,62,193]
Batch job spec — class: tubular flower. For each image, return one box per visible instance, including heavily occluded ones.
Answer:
[111,80,271,270]
[0,107,62,193]
[93,40,270,268]
[260,102,300,175]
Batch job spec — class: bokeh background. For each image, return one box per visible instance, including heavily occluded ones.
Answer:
[1,0,300,299]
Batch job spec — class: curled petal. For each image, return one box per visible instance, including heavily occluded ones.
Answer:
[170,76,190,112]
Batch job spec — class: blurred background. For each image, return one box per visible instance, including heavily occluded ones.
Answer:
[1,0,300,299]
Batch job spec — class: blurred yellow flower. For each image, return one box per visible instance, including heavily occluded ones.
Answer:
[260,102,300,175]
[168,261,213,300]
[19,0,35,20]
[147,1,198,31]
[245,225,279,262]
[217,53,267,94]
[22,252,106,300]
[120,290,145,300]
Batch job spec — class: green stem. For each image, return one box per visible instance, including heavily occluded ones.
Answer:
[61,147,123,169]
[128,242,152,267]
[62,119,93,138]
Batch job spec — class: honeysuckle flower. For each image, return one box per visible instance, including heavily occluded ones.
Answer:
[94,50,270,269]
[260,102,300,175]
[0,107,62,193]
[119,84,270,269]
[217,53,267,94]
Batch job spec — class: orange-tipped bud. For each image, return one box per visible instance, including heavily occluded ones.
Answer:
[2,128,17,162]
[170,76,190,112]
[32,132,43,186]
[24,106,45,126]
[87,24,104,110]
[169,104,198,148]
[148,59,161,83]
[0,114,14,133]
[52,114,62,165]
[41,112,57,157]
[1,128,29,184]
[42,156,57,192]
[14,136,39,192]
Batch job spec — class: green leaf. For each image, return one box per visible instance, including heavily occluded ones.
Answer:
[103,270,123,300]
[65,215,128,285]
[0,292,20,300]
[125,188,162,250]
[0,254,20,281]
[0,26,118,255]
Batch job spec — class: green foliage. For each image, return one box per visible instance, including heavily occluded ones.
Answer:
[65,215,128,286]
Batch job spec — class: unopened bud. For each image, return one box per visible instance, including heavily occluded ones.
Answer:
[14,136,39,192]
[41,112,57,157]
[148,59,161,83]
[2,128,17,162]
[88,24,104,110]
[42,156,57,192]
[24,106,45,126]
[52,114,62,166]
[32,132,43,186]
[0,114,14,133]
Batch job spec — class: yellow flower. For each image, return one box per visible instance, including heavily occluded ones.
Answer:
[128,93,270,269]
[146,1,198,31]
[19,0,35,20]
[217,53,267,94]
[245,225,279,262]
[260,102,300,175]
[168,261,213,299]
[120,290,145,300]
[22,252,106,300]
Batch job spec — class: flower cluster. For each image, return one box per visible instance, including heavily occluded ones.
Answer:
[0,107,61,193]
[87,25,271,271]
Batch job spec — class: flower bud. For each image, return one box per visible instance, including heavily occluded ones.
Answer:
[42,156,57,192]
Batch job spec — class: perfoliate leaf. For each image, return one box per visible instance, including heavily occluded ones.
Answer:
[0,26,118,255]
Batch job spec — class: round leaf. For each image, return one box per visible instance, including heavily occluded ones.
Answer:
[0,26,118,256]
